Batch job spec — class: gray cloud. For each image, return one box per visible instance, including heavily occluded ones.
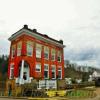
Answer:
[0,39,10,55]
[64,47,100,67]
[0,0,100,68]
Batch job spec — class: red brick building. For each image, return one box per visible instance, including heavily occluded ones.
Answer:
[8,25,65,85]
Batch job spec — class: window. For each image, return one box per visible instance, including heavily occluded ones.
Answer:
[36,63,41,72]
[51,65,56,79]
[27,41,33,56]
[10,64,14,79]
[36,44,42,58]
[11,45,16,58]
[58,67,62,79]
[51,49,55,61]
[44,46,49,59]
[57,51,62,62]
[17,42,22,56]
[44,64,49,79]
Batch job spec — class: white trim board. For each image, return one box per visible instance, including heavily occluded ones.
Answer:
[8,29,65,48]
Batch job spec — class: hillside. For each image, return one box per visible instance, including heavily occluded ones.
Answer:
[64,67,91,82]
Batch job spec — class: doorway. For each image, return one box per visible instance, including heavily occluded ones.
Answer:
[18,60,30,84]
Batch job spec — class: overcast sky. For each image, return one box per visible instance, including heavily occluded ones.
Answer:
[0,0,100,68]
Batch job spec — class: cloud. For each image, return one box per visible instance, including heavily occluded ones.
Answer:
[64,47,100,67]
[0,0,100,68]
[0,39,10,55]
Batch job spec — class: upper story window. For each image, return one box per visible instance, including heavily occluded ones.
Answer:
[27,41,33,56]
[44,46,49,60]
[17,42,22,56]
[44,64,49,79]
[57,51,62,62]
[51,65,56,79]
[36,43,42,58]
[36,63,41,72]
[11,45,16,58]
[51,49,56,61]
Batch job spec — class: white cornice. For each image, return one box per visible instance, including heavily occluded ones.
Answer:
[8,29,65,48]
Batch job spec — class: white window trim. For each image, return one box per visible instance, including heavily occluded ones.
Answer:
[17,48,21,56]
[36,48,41,58]
[58,56,61,62]
[27,41,33,56]
[10,63,14,79]
[36,44,42,58]
[44,51,49,60]
[44,46,49,60]
[51,49,56,61]
[44,64,49,79]
[11,45,16,58]
[51,53,55,61]
[51,65,56,79]
[17,42,22,56]
[57,51,62,62]
[36,63,41,72]
[58,67,62,79]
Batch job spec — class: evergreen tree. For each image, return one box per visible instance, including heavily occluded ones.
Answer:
[0,55,8,80]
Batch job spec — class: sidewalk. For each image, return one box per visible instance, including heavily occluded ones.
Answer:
[0,96,27,100]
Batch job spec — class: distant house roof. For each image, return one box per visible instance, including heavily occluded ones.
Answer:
[8,25,65,48]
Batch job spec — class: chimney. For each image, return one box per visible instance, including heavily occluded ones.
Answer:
[33,29,37,32]
[44,34,48,37]
[59,39,63,44]
[23,24,28,29]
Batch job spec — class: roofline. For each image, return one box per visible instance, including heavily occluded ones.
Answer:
[8,29,65,48]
